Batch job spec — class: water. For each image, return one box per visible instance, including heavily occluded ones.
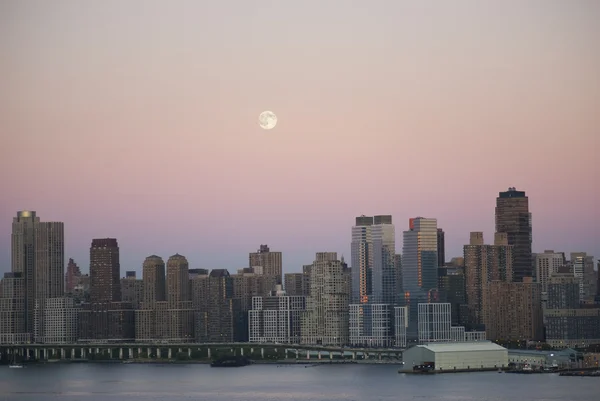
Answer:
[0,363,597,401]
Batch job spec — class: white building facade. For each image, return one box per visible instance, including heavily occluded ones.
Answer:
[394,306,408,348]
[34,297,78,344]
[418,302,486,344]
[249,293,305,344]
[349,303,394,347]
[401,342,508,371]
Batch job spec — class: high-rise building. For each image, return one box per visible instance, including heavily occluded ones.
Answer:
[231,271,277,342]
[142,255,166,308]
[205,269,234,342]
[164,254,194,343]
[65,258,82,294]
[11,211,39,335]
[81,239,136,342]
[349,303,394,347]
[571,252,596,304]
[0,272,29,344]
[249,245,283,284]
[89,238,121,303]
[372,216,395,304]
[485,278,543,342]
[120,272,144,309]
[349,214,396,346]
[402,217,438,341]
[33,221,65,342]
[438,267,466,326]
[394,306,408,348]
[395,254,403,299]
[418,303,452,343]
[351,215,373,304]
[249,285,306,344]
[301,252,350,346]
[11,211,65,338]
[437,228,445,268]
[535,251,565,294]
[167,254,190,306]
[495,187,532,281]
[463,232,513,330]
[545,274,600,347]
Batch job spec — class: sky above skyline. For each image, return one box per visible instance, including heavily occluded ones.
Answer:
[1,0,598,275]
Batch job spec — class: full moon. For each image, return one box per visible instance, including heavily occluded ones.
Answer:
[259,111,277,130]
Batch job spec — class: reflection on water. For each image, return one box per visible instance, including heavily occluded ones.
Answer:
[0,363,597,401]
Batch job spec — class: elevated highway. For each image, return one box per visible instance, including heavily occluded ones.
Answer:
[0,342,404,362]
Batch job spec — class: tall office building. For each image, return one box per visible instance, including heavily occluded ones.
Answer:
[495,187,532,281]
[351,215,395,304]
[11,211,39,334]
[402,217,438,341]
[463,232,513,330]
[372,216,396,304]
[89,238,121,303]
[438,267,466,327]
[82,238,135,342]
[33,221,65,342]
[11,211,65,340]
[437,228,445,268]
[351,215,373,303]
[249,245,283,284]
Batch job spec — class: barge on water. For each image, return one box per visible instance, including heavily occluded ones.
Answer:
[210,356,253,368]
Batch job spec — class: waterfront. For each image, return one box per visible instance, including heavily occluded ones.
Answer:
[0,364,598,401]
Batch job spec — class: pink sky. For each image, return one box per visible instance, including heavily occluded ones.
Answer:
[1,0,598,274]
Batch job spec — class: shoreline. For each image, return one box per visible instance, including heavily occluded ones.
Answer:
[10,358,403,366]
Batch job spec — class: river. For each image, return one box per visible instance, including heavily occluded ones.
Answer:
[0,363,597,401]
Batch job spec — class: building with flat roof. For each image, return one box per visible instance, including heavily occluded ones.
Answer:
[401,341,508,372]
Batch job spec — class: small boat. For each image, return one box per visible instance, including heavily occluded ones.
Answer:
[9,364,23,369]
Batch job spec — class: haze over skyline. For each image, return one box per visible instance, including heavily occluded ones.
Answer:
[1,0,598,274]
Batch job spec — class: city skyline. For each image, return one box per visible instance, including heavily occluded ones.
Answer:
[0,198,598,276]
[1,1,599,273]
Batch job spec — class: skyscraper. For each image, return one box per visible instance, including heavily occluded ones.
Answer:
[372,215,395,304]
[249,245,283,284]
[11,211,65,338]
[35,222,65,301]
[165,254,194,342]
[463,232,513,330]
[495,187,532,281]
[402,217,438,341]
[351,215,373,303]
[437,228,445,268]
[11,211,40,334]
[301,252,350,346]
[89,238,121,303]
[535,250,565,310]
[167,254,190,305]
[65,258,82,294]
[142,255,166,307]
